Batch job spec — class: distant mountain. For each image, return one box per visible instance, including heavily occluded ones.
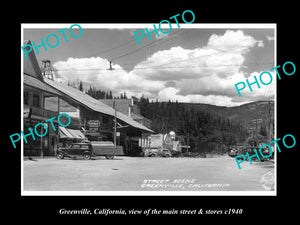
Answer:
[184,100,274,130]
[139,99,274,153]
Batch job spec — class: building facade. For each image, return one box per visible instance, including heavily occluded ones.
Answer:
[23,40,61,157]
[44,75,154,156]
[23,41,87,157]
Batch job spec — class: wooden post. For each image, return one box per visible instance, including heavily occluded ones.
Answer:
[40,92,44,159]
[113,100,117,146]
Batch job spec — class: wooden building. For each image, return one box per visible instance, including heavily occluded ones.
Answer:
[23,40,62,156]
[44,75,154,156]
[23,41,86,157]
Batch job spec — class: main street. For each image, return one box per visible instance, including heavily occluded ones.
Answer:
[23,155,275,193]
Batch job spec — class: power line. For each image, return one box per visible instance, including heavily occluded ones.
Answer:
[76,30,174,59]
[98,38,136,54]
[53,61,275,72]
[128,41,275,69]
[53,28,274,73]
[109,29,184,61]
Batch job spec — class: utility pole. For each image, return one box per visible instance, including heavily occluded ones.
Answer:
[267,101,273,144]
[41,92,44,159]
[107,61,115,71]
[113,100,117,146]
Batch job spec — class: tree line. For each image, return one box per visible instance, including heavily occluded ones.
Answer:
[86,86,128,100]
[68,79,128,100]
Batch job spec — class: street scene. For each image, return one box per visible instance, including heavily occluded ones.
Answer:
[21,24,276,194]
[23,156,274,192]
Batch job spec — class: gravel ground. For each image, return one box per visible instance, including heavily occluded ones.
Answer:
[23,155,275,193]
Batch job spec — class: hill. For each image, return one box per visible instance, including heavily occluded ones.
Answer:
[138,99,274,153]
[184,100,274,129]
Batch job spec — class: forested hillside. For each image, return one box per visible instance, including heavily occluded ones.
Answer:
[184,101,274,129]
[82,83,274,154]
[138,98,250,153]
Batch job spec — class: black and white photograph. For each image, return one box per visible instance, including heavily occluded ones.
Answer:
[20,23,277,195]
[4,3,299,221]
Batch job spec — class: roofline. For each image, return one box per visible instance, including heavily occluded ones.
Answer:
[44,78,154,133]
[23,73,62,96]
[23,40,44,81]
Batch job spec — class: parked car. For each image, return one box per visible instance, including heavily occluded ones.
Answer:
[148,148,172,157]
[56,141,123,160]
[57,143,92,160]
[228,145,271,162]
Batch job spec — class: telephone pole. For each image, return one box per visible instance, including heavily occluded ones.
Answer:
[267,101,273,144]
[113,100,117,146]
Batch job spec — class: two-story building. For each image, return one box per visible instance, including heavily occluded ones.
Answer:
[23,40,62,157]
[23,41,87,157]
[44,75,154,156]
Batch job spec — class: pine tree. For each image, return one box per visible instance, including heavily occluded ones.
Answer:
[79,81,83,91]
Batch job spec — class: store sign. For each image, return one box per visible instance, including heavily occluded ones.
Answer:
[87,120,100,132]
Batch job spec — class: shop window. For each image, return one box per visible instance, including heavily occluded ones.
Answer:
[72,144,80,149]
[33,94,40,107]
[24,91,29,105]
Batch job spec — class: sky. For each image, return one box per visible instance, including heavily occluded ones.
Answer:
[23,24,276,106]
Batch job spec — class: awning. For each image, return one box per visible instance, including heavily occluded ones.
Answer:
[67,129,86,139]
[59,127,86,140]
[59,127,73,139]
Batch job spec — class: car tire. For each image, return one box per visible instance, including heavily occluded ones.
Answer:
[105,155,115,160]
[164,154,171,158]
[83,153,91,160]
[57,152,64,159]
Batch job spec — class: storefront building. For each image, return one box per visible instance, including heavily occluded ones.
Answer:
[44,77,154,156]
[23,40,62,157]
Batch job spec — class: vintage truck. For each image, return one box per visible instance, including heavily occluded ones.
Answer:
[143,133,190,157]
[56,141,124,160]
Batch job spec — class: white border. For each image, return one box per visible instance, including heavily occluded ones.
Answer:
[21,23,276,29]
[22,190,276,196]
[21,23,277,196]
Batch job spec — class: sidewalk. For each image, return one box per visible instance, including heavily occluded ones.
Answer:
[23,156,56,161]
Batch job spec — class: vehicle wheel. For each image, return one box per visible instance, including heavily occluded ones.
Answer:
[105,155,115,160]
[83,153,91,160]
[57,152,64,159]
[149,153,156,157]
[164,154,171,158]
